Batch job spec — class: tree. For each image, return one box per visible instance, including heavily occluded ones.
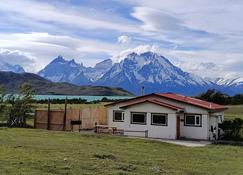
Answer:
[0,85,7,122]
[7,84,35,127]
[197,89,230,105]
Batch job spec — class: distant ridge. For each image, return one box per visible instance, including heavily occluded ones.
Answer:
[0,71,134,96]
[0,60,25,73]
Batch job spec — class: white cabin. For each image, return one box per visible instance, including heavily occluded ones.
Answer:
[106,93,227,140]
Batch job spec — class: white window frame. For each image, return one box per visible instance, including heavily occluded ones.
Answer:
[151,113,168,126]
[131,112,147,125]
[184,114,202,127]
[113,110,124,122]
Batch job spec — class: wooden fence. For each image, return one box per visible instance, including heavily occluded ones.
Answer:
[34,107,107,131]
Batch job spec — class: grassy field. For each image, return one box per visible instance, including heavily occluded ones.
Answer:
[0,128,243,175]
[225,105,243,120]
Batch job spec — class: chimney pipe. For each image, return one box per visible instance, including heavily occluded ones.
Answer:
[141,86,144,96]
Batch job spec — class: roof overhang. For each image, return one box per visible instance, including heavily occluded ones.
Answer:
[119,99,184,112]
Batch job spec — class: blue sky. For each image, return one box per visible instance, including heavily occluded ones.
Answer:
[0,0,243,79]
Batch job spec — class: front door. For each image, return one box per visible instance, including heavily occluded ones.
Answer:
[209,116,218,140]
[176,115,180,139]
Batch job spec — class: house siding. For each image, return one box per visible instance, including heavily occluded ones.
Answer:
[107,95,225,140]
[180,113,209,140]
[108,102,177,139]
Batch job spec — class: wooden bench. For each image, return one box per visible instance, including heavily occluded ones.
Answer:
[95,125,114,134]
[95,125,125,135]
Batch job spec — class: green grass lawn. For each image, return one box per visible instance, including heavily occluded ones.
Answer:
[0,128,243,175]
[225,105,243,120]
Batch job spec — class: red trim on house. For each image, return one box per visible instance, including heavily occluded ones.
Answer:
[156,93,227,110]
[104,93,159,107]
[120,99,183,111]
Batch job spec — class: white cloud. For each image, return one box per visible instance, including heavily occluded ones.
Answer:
[132,7,183,32]
[118,35,131,44]
[0,48,36,72]
[162,49,243,78]
[0,32,129,72]
[0,0,243,79]
[0,0,138,33]
[112,44,160,62]
[173,61,224,78]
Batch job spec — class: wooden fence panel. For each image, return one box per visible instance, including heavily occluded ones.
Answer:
[35,106,108,131]
[49,111,64,131]
[35,110,48,129]
[98,107,108,125]
[66,109,81,131]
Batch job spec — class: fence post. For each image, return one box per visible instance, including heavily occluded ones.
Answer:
[47,98,51,130]
[34,110,37,128]
[63,97,67,131]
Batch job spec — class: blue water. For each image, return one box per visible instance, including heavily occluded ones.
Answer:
[34,95,133,102]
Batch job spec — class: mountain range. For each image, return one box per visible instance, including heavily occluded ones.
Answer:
[0,71,133,96]
[0,60,25,73]
[37,52,243,96]
[1,50,243,96]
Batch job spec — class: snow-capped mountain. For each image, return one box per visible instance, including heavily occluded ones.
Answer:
[212,77,243,87]
[96,52,214,95]
[38,56,91,85]
[0,60,25,73]
[84,59,112,81]
[209,77,243,95]
[38,50,243,96]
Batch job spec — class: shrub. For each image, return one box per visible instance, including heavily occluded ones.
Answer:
[219,118,243,141]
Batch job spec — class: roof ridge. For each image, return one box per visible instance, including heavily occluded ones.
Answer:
[156,93,227,110]
[151,99,183,109]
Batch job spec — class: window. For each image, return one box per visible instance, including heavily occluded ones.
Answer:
[151,113,168,126]
[131,112,146,125]
[185,114,202,127]
[113,111,124,122]
[218,115,223,123]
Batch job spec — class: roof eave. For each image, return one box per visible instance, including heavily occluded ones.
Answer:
[208,107,228,113]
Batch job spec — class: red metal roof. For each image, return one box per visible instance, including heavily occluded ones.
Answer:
[120,99,183,111]
[105,93,227,111]
[156,93,227,110]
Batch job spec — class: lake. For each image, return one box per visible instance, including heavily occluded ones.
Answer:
[34,95,134,102]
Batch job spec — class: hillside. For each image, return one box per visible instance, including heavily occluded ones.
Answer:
[0,71,133,96]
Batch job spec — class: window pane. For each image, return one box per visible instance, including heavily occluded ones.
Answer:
[186,116,195,125]
[113,111,123,121]
[152,114,167,125]
[131,113,146,124]
[196,116,200,125]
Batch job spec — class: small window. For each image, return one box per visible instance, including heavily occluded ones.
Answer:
[151,113,168,126]
[131,112,146,125]
[185,114,202,127]
[113,111,124,122]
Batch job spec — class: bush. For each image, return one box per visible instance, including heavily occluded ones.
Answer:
[219,118,243,141]
[197,89,243,105]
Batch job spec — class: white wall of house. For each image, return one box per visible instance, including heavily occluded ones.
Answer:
[208,111,224,140]
[180,113,209,140]
[107,97,225,140]
[158,97,212,140]
[108,102,177,139]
